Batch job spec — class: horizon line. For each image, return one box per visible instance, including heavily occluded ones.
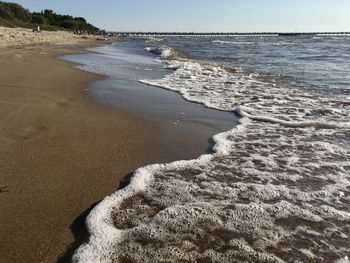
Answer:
[109,30,350,33]
[108,31,350,35]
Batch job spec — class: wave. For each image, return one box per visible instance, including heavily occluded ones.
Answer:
[74,43,350,262]
[145,37,165,43]
[272,41,299,46]
[235,108,349,129]
[297,55,340,60]
[144,45,188,61]
[213,39,255,45]
[74,128,235,262]
[139,58,349,128]
[144,46,173,58]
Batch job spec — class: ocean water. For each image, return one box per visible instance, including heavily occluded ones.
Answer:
[73,36,350,262]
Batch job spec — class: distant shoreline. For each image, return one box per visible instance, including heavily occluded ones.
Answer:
[114,31,350,37]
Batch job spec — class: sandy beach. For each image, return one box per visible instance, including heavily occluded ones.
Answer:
[0,29,211,262]
[2,1,349,260]
[0,42,153,263]
[0,26,103,48]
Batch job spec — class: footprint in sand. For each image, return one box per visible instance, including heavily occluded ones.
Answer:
[0,185,9,193]
[22,126,47,140]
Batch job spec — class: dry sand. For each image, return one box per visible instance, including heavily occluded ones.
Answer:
[0,26,102,48]
[0,30,194,262]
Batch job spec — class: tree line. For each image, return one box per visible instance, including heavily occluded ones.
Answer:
[0,1,99,33]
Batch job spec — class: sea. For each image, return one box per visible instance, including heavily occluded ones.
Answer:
[64,35,350,262]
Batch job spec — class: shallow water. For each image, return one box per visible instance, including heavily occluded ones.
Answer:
[70,36,349,262]
[61,42,236,157]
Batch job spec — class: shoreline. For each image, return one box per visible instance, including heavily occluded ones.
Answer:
[61,42,237,158]
[0,41,175,263]
[0,42,131,262]
[67,37,350,262]
[59,41,239,262]
[0,38,235,262]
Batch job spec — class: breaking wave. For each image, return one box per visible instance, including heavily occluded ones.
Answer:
[145,37,165,43]
[144,46,173,58]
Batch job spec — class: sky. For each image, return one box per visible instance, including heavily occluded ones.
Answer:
[6,0,350,32]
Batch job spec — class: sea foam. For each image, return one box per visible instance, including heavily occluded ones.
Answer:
[145,46,173,58]
[74,42,350,262]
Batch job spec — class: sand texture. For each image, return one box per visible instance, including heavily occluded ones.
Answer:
[0,42,164,262]
[0,27,220,262]
[0,26,102,48]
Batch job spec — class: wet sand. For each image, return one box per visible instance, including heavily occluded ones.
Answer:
[0,42,235,263]
[0,43,167,263]
[0,43,153,262]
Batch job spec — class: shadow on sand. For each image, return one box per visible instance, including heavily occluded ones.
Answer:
[56,201,99,263]
[56,172,135,263]
[56,135,217,262]
[57,135,217,262]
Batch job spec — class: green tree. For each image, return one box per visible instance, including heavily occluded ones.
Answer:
[0,2,12,19]
[31,12,44,24]
[6,2,31,22]
[0,1,99,33]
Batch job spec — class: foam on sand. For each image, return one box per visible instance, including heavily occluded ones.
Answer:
[74,43,350,262]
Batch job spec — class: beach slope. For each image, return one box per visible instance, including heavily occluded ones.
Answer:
[0,33,160,262]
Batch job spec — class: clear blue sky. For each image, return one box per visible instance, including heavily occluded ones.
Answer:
[6,0,350,32]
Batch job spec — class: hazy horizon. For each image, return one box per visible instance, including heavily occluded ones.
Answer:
[5,0,350,32]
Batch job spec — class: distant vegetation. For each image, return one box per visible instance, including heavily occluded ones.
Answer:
[0,1,99,33]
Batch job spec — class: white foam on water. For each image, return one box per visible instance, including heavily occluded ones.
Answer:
[74,44,350,262]
[145,37,165,43]
[336,256,350,263]
[145,46,173,58]
[272,41,299,47]
[213,40,255,45]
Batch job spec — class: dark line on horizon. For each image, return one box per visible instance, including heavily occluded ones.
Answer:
[108,31,350,37]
